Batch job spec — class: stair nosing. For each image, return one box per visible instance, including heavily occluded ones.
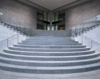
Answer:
[1,51,98,58]
[0,61,100,70]
[4,48,95,54]
[0,54,99,63]
[9,46,89,50]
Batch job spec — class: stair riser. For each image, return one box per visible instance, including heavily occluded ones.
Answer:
[8,47,90,52]
[13,45,86,48]
[4,50,95,56]
[0,53,99,61]
[18,43,82,45]
[0,57,100,67]
[0,65,100,74]
[21,41,78,43]
[19,43,81,45]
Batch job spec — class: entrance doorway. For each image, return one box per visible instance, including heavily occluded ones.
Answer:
[37,10,65,30]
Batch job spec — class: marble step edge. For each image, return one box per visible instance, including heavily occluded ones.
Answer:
[0,55,99,63]
[14,44,85,47]
[9,46,89,50]
[4,48,95,54]
[1,51,98,58]
[13,44,86,48]
[0,61,100,70]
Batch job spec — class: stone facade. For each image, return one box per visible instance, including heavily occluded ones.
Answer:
[65,0,100,29]
[0,0,37,29]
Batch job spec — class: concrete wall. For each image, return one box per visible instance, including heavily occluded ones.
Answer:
[0,0,37,29]
[65,0,100,29]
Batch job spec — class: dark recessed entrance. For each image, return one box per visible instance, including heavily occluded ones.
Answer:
[37,10,65,30]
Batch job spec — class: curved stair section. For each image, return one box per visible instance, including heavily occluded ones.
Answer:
[0,36,100,78]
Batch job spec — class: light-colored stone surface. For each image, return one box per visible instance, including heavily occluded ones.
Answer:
[0,69,100,79]
[65,0,100,29]
[75,25,100,52]
[30,30,72,36]
[0,36,100,78]
[0,0,37,29]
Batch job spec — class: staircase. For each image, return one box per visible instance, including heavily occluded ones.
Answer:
[0,36,100,79]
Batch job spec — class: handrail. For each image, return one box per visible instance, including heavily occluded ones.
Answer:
[72,20,100,50]
[0,34,18,44]
[82,35,100,48]
[72,22,100,37]
[4,22,31,36]
[83,35,100,45]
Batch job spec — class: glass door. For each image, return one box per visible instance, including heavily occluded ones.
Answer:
[37,10,65,30]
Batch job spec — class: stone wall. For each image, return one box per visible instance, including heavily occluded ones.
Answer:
[0,0,37,29]
[65,0,100,29]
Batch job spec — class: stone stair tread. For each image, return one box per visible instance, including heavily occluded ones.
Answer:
[0,69,100,78]
[4,48,94,53]
[1,51,98,58]
[9,46,88,50]
[0,55,99,63]
[18,43,82,45]
[0,61,100,70]
[14,44,86,48]
[14,44,84,46]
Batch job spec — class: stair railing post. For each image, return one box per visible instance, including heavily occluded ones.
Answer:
[17,34,19,43]
[75,26,76,36]
[82,35,83,44]
[7,39,9,47]
[81,23,83,44]
[91,40,93,48]
[28,27,30,36]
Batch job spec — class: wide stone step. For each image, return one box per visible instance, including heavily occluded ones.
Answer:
[0,52,99,61]
[18,42,81,45]
[22,40,78,43]
[20,43,80,46]
[25,36,73,40]
[4,49,95,56]
[0,55,99,67]
[25,37,74,39]
[21,40,78,43]
[13,44,86,48]
[0,62,100,74]
[8,47,90,52]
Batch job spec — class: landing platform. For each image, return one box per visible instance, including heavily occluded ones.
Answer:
[30,30,72,36]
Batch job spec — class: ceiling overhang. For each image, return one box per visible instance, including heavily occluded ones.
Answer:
[18,0,90,12]
[53,0,90,12]
[28,0,78,10]
[18,0,49,12]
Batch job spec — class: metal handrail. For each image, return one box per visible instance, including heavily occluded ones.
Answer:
[3,22,33,36]
[83,35,100,45]
[82,35,100,48]
[0,34,18,44]
[0,34,19,47]
[72,21,100,50]
[72,23,100,37]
